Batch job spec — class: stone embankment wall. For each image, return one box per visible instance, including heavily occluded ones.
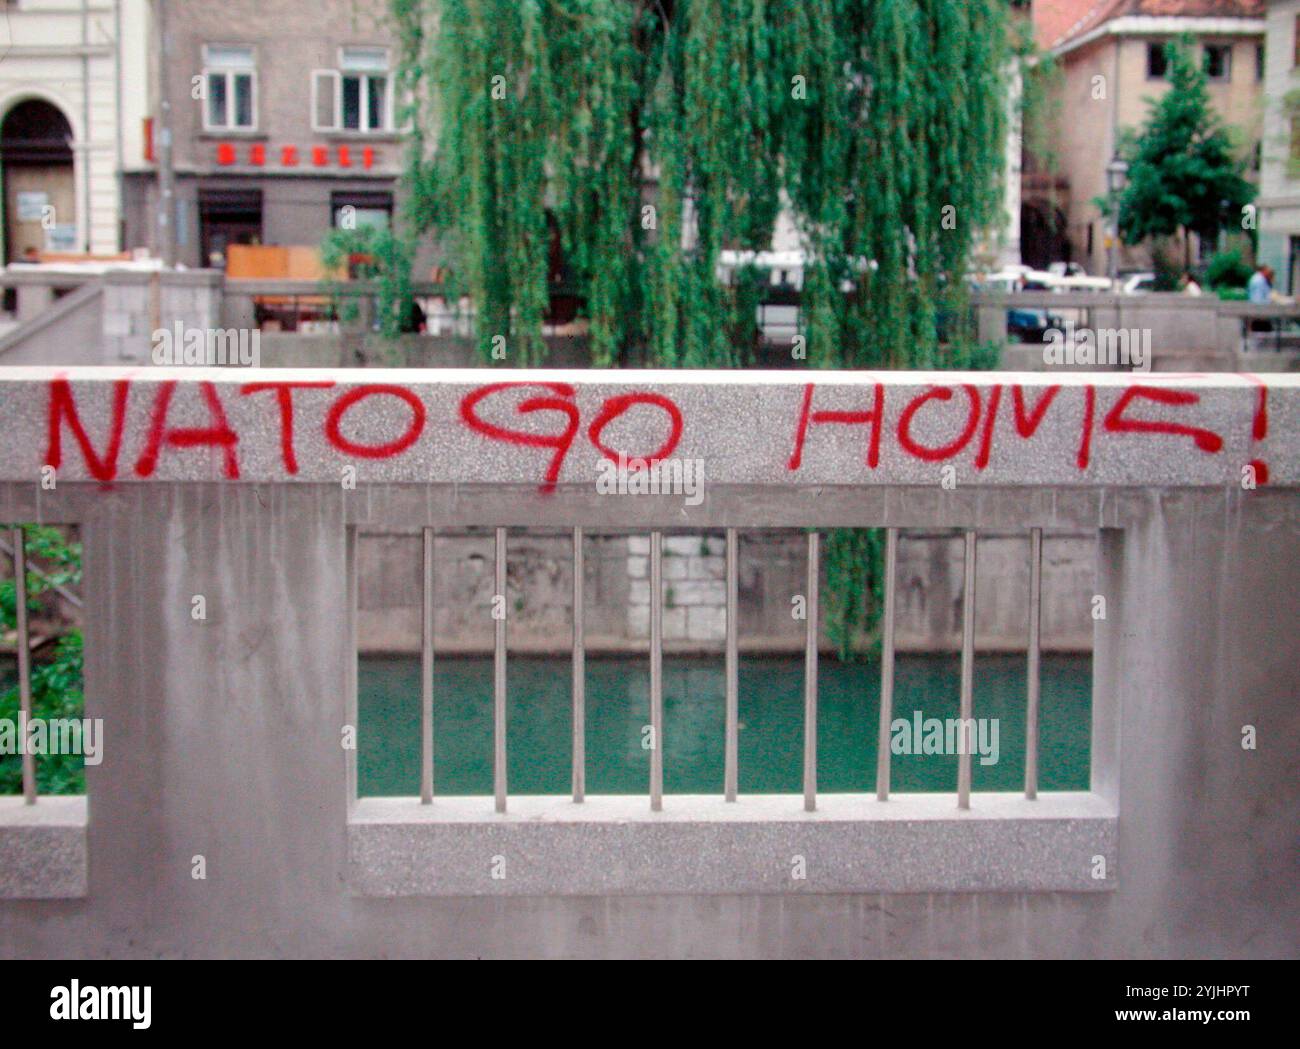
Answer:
[357,530,1095,654]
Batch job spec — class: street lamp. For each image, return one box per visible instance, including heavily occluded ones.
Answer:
[1105,156,1129,287]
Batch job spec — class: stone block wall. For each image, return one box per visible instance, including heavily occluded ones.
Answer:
[357,529,1095,654]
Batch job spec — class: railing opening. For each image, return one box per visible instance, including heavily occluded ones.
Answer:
[353,526,1094,808]
[0,523,85,800]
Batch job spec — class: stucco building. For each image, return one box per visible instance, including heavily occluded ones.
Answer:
[1256,0,1300,289]
[123,0,404,270]
[0,0,151,261]
[1025,0,1265,274]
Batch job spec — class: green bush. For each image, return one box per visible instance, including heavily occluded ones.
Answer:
[318,224,414,341]
[1,525,84,795]
[1205,248,1253,290]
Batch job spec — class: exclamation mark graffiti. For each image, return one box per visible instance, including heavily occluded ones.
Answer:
[1245,374,1268,486]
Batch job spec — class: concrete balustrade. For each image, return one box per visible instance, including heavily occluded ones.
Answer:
[977,290,1300,372]
[5,271,1300,372]
[0,368,1295,956]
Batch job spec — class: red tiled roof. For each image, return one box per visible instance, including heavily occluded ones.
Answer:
[1037,0,1265,52]
[1034,1,1121,50]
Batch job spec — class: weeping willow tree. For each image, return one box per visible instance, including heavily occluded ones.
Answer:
[387,0,1015,653]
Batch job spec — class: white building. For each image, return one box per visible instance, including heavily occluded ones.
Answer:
[0,0,151,260]
[1258,0,1300,290]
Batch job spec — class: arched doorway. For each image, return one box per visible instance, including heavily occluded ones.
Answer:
[1019,201,1069,272]
[1,99,76,264]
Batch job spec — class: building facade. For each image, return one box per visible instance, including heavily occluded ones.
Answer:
[0,0,151,261]
[124,0,404,270]
[1256,0,1300,290]
[1026,0,1265,275]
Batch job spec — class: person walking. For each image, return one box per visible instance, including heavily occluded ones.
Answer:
[1247,264,1276,335]
[1247,264,1273,304]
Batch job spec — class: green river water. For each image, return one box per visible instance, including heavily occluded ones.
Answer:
[358,653,1091,796]
[2,653,1091,795]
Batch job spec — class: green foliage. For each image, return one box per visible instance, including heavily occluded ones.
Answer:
[1020,45,1063,177]
[392,0,1012,370]
[0,525,84,795]
[1205,246,1253,290]
[1116,38,1254,256]
[952,336,1003,372]
[319,223,415,340]
[822,528,882,659]
[391,0,1013,656]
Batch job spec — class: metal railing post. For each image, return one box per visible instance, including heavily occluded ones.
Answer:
[420,527,434,804]
[572,527,586,803]
[803,531,819,812]
[650,531,664,811]
[876,527,898,801]
[957,530,977,810]
[10,527,36,804]
[725,528,739,802]
[494,527,507,813]
[1026,527,1043,800]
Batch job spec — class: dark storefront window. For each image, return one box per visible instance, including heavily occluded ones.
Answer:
[199,189,263,269]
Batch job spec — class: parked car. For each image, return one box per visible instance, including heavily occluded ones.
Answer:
[1052,274,1114,292]
[1121,272,1157,295]
[970,270,1062,342]
[1047,261,1088,279]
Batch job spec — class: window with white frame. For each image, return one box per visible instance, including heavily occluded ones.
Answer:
[202,45,257,131]
[313,47,394,133]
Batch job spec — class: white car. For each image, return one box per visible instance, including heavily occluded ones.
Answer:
[1048,262,1089,279]
[1121,272,1157,295]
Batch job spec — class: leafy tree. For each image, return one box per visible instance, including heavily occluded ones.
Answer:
[385,0,1015,655]
[390,0,1012,369]
[1,526,84,795]
[1116,39,1254,268]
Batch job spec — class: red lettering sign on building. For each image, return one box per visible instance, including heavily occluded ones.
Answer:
[214,143,381,169]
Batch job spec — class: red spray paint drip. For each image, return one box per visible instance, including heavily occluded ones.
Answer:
[1243,374,1269,486]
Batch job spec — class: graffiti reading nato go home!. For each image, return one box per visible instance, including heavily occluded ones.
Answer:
[37,374,1270,491]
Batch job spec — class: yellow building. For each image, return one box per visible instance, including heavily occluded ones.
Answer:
[1025,0,1265,275]
[0,0,153,262]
